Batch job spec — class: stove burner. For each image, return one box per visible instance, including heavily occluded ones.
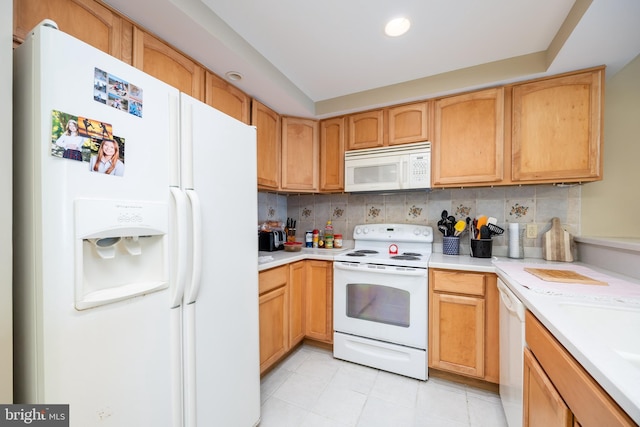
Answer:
[354,249,379,254]
[402,252,422,257]
[391,255,420,261]
[346,252,366,257]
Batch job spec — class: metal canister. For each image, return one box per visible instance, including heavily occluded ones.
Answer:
[305,230,313,247]
[334,234,343,248]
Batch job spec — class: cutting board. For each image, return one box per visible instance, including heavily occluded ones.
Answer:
[524,267,608,286]
[542,217,573,262]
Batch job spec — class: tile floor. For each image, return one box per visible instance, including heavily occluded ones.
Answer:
[259,345,509,427]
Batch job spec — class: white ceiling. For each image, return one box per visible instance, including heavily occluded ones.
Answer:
[103,0,640,118]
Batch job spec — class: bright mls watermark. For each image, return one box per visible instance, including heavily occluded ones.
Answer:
[0,405,68,426]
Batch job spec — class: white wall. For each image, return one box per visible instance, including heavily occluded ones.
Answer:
[581,55,640,237]
[0,0,13,403]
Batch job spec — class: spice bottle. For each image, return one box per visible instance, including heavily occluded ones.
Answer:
[324,220,334,249]
[334,233,343,249]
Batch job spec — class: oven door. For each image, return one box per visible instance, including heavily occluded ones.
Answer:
[333,261,428,349]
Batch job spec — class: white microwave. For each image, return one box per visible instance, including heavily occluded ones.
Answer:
[344,142,431,192]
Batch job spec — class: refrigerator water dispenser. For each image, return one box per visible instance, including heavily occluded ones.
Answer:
[74,199,169,310]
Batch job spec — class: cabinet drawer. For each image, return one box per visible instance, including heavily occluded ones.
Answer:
[432,270,485,296]
[259,265,288,294]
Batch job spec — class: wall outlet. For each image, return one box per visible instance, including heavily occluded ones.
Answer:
[526,223,538,239]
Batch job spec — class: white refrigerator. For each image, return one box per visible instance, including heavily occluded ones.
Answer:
[13,21,260,427]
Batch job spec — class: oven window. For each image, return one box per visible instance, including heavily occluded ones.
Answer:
[346,283,410,327]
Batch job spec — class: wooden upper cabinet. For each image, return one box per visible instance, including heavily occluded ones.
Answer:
[347,109,384,150]
[132,27,204,100]
[432,87,505,187]
[281,117,319,192]
[511,68,603,183]
[388,101,430,145]
[205,71,250,124]
[14,0,126,59]
[319,117,346,192]
[252,100,281,190]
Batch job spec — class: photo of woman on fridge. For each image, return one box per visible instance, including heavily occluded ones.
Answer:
[55,118,86,161]
[89,138,125,176]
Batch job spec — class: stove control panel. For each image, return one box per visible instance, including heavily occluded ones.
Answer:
[352,223,433,243]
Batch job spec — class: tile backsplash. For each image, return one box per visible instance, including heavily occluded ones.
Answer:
[258,184,581,257]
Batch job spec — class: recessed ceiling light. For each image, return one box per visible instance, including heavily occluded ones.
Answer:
[385,17,411,37]
[225,71,243,81]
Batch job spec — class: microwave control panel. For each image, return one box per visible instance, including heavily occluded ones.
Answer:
[409,153,430,187]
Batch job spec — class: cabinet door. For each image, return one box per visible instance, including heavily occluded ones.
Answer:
[252,100,281,190]
[523,347,573,427]
[433,88,505,186]
[289,261,306,347]
[305,261,333,343]
[281,117,319,192]
[14,0,125,59]
[259,286,288,374]
[132,27,204,100]
[319,117,345,192]
[205,71,250,124]
[512,69,603,183]
[347,110,384,150]
[388,102,429,145]
[259,266,289,374]
[430,291,485,377]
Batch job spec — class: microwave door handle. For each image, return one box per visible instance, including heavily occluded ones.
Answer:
[400,159,407,188]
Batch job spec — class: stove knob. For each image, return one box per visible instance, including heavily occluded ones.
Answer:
[423,228,431,237]
[362,227,369,234]
[355,227,362,235]
[413,228,421,235]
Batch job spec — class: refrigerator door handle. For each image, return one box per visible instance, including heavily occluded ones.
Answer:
[170,187,189,308]
[185,189,202,304]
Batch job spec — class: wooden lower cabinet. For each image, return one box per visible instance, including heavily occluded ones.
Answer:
[259,260,333,374]
[289,261,306,347]
[305,260,333,343]
[524,311,636,427]
[524,347,572,427]
[428,269,499,382]
[258,265,288,374]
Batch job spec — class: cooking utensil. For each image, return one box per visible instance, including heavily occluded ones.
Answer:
[454,220,466,236]
[487,223,504,236]
[480,225,491,239]
[476,216,487,239]
[438,224,449,236]
[487,217,498,225]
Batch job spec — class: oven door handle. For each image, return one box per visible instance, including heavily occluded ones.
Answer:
[334,262,427,277]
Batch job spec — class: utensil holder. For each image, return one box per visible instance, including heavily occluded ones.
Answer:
[470,239,492,258]
[442,236,460,255]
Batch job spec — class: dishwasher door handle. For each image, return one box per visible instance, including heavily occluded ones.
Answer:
[497,278,525,321]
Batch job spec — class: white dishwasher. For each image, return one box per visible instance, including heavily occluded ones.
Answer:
[497,278,526,427]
